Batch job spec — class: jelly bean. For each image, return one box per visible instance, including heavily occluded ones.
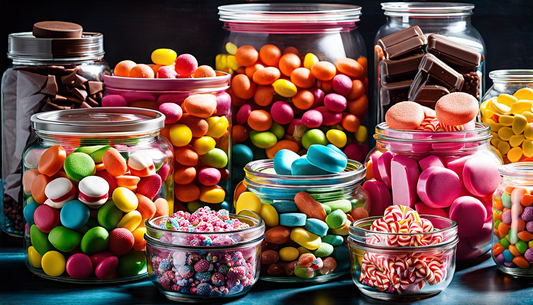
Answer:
[290,228,321,250]
[151,48,177,66]
[199,185,225,204]
[28,246,42,268]
[301,129,328,150]
[253,67,281,85]
[80,226,110,256]
[508,147,523,162]
[192,136,216,155]
[250,130,278,149]
[305,218,328,237]
[326,129,347,148]
[232,74,256,99]
[235,45,258,66]
[273,79,297,98]
[314,242,334,257]
[48,226,82,252]
[112,187,139,213]
[311,61,336,81]
[199,148,228,168]
[335,58,364,78]
[42,251,66,277]
[325,209,347,229]
[169,124,192,147]
[262,250,280,265]
[117,210,142,232]
[259,44,282,66]
[248,110,273,131]
[279,247,299,261]
[280,213,307,227]
[114,60,136,77]
[265,226,291,244]
[206,116,229,138]
[291,67,316,89]
[303,53,319,69]
[279,53,301,76]
[260,203,280,227]
[355,125,368,143]
[266,140,299,160]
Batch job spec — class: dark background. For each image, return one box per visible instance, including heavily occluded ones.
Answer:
[0,0,532,91]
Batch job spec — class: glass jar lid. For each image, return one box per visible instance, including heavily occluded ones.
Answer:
[31,107,165,135]
[499,162,533,178]
[103,72,230,92]
[489,70,533,83]
[381,2,474,17]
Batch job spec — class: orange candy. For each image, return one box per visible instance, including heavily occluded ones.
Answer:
[232,125,250,144]
[102,148,127,177]
[350,207,369,220]
[341,113,361,132]
[174,146,199,166]
[233,180,248,203]
[292,89,315,110]
[283,46,299,55]
[178,114,209,138]
[129,64,155,78]
[135,193,156,220]
[265,140,299,159]
[22,168,40,195]
[348,95,369,116]
[513,256,530,269]
[335,58,364,78]
[153,198,170,218]
[193,65,216,78]
[509,244,522,257]
[235,45,259,67]
[517,231,533,242]
[310,61,336,81]
[245,63,265,79]
[132,227,147,251]
[522,194,533,206]
[114,60,136,77]
[254,85,275,107]
[247,110,273,131]
[231,74,256,99]
[290,68,316,89]
[357,56,368,78]
[347,79,365,101]
[38,145,67,177]
[259,44,282,66]
[253,67,281,85]
[498,222,510,236]
[492,243,505,256]
[115,175,141,192]
[175,184,200,202]
[31,174,52,204]
[174,166,197,185]
[493,197,504,211]
[279,53,301,77]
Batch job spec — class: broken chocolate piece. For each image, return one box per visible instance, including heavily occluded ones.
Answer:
[66,96,83,104]
[380,80,413,107]
[41,75,58,96]
[87,81,104,95]
[60,71,77,85]
[380,54,424,85]
[47,100,74,110]
[427,34,483,70]
[54,94,68,102]
[80,101,92,108]
[377,25,427,60]
[414,85,450,109]
[87,97,99,107]
[71,87,88,101]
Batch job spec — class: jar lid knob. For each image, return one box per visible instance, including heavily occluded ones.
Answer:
[33,21,83,39]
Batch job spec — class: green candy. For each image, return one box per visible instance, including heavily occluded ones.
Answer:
[293,264,314,279]
[325,209,347,229]
[232,144,254,167]
[200,148,228,168]
[321,204,332,215]
[499,237,510,248]
[187,200,203,213]
[75,145,112,163]
[117,251,147,277]
[494,220,502,230]
[48,226,82,252]
[301,129,328,150]
[323,199,352,213]
[509,229,519,244]
[516,240,528,254]
[322,234,344,246]
[501,192,512,209]
[64,152,96,182]
[30,224,54,256]
[81,226,109,256]
[270,122,285,140]
[98,201,124,231]
[314,242,334,257]
[250,130,277,149]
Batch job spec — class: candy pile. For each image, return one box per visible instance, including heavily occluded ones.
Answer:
[359,206,451,294]
[24,144,171,280]
[481,87,533,163]
[147,207,258,297]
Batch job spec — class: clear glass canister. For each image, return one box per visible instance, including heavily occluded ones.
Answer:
[238,159,369,282]
[1,24,109,237]
[103,73,232,213]
[216,3,370,189]
[480,70,533,164]
[23,107,173,283]
[374,2,486,124]
[366,123,502,261]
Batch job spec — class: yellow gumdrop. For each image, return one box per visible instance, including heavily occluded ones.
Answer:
[169,124,192,147]
[226,55,241,71]
[112,187,139,212]
[498,94,519,107]
[513,114,528,134]
[193,136,216,155]
[525,123,533,140]
[486,120,503,132]
[491,137,501,147]
[225,42,238,55]
[328,219,351,236]
[498,127,514,141]
[151,48,177,66]
[206,116,229,138]
[513,88,533,100]
[298,246,311,255]
[355,125,368,143]
[508,147,523,163]
[28,246,42,269]
[199,186,225,204]
[523,140,533,157]
[260,203,279,227]
[303,53,319,69]
[498,141,511,155]
[481,109,495,122]
[215,54,227,71]
[523,111,533,122]
[117,210,142,232]
[492,101,511,114]
[290,228,321,250]
[279,246,300,261]
[510,101,533,114]
[326,129,347,148]
[498,115,514,126]
[41,251,66,277]
[273,79,298,98]
[235,192,262,214]
[510,135,525,147]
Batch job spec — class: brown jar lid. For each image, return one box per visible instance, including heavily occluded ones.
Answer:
[33,21,83,38]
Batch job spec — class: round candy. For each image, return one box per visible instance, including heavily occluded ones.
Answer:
[436,92,479,126]
[28,246,42,268]
[60,200,90,230]
[43,177,76,209]
[385,101,425,130]
[112,187,139,212]
[31,174,52,204]
[169,124,193,147]
[48,226,82,252]
[462,153,500,197]
[449,196,486,238]
[66,253,93,280]
[38,145,66,177]
[151,48,178,66]
[273,149,300,175]
[23,199,40,226]
[64,152,96,182]
[42,251,66,277]
[97,201,124,231]
[109,228,135,256]
[279,247,299,261]
[417,167,461,208]
[232,144,254,167]
[183,94,217,118]
[80,226,110,256]
[78,176,109,208]
[117,251,146,277]
[102,148,127,177]
[34,204,60,233]
[137,174,162,200]
[197,167,221,186]
[199,148,228,168]
[95,256,119,280]
[301,129,328,150]
[117,210,142,232]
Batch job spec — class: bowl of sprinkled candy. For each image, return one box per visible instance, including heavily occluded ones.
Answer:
[348,205,459,301]
[144,206,265,302]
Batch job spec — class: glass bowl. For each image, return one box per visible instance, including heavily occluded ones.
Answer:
[348,215,459,301]
[144,214,265,302]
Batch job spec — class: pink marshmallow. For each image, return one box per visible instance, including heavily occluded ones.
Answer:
[418,155,444,171]
[271,101,294,125]
[414,201,448,218]
[362,180,391,216]
[390,155,420,207]
[417,167,461,208]
[377,151,394,189]
[370,152,383,182]
[445,155,470,181]
[449,196,486,238]
[462,153,501,197]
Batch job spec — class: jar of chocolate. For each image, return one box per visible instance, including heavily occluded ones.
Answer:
[1,21,109,237]
[374,2,486,124]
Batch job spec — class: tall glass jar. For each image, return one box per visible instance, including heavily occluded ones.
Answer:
[492,162,533,276]
[1,26,109,237]
[374,2,486,124]
[480,70,533,164]
[366,122,502,261]
[216,3,370,189]
[23,107,173,283]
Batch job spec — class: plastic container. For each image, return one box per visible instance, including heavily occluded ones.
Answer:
[349,215,459,301]
[374,2,486,124]
[366,122,501,261]
[237,158,369,282]
[216,3,370,187]
[1,23,109,237]
[145,212,265,302]
[492,162,533,276]
[103,73,232,213]
[480,70,533,164]
[23,107,173,283]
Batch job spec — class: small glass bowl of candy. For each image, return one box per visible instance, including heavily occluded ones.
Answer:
[348,211,459,301]
[144,211,265,302]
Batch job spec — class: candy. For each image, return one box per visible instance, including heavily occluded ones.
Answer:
[34,204,60,233]
[109,228,135,256]
[112,187,139,213]
[265,226,291,244]
[28,246,42,269]
[38,145,67,177]
[48,226,82,252]
[294,192,327,221]
[325,209,347,229]
[417,167,461,208]
[385,101,425,130]
[462,154,500,197]
[390,155,420,208]
[449,196,486,238]
[306,144,347,174]
[435,92,479,126]
[78,176,109,208]
[80,226,110,256]
[290,228,321,251]
[42,251,66,277]
[280,213,307,227]
[43,177,76,209]
[102,148,128,177]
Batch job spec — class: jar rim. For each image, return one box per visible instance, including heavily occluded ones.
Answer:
[499,162,533,178]
[489,69,533,82]
[218,3,361,23]
[381,2,474,17]
[103,72,230,92]
[374,122,492,143]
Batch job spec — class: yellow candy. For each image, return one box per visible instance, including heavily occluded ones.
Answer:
[525,123,533,140]
[169,124,192,147]
[235,191,262,214]
[199,186,225,204]
[303,53,319,69]
[326,129,347,148]
[279,247,300,261]
[523,111,533,122]
[492,101,511,114]
[192,136,216,155]
[273,79,298,98]
[290,228,321,250]
[480,99,490,111]
[225,42,238,55]
[491,137,501,147]
[508,147,523,162]
[355,125,368,144]
[206,116,229,138]
[117,210,142,231]
[260,203,279,227]
[498,141,511,155]
[510,135,525,147]
[226,55,240,71]
[498,115,514,126]
[486,120,503,132]
[215,54,227,71]
[151,48,177,66]
[298,246,311,255]
[498,94,519,107]
[132,227,146,250]
[28,246,42,269]
[498,127,514,141]
[492,146,503,161]
[41,251,65,277]
[514,88,533,100]
[481,109,495,122]
[510,100,533,114]
[523,140,533,157]
[328,219,351,236]
[352,247,365,266]
[512,114,528,134]
[112,187,139,212]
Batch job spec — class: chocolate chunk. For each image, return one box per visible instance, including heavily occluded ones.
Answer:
[427,34,484,70]
[87,81,104,95]
[67,96,83,104]
[414,85,450,109]
[41,75,58,96]
[380,80,413,107]
[54,94,68,102]
[33,21,83,39]
[380,54,424,85]
[71,88,88,101]
[461,71,481,99]
[61,71,77,85]
[73,74,88,87]
[87,97,99,106]
[377,25,427,60]
[80,101,92,108]
[47,100,74,110]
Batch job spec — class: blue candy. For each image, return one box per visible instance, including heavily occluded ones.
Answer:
[279,213,307,227]
[271,200,299,213]
[307,144,347,174]
[23,199,39,226]
[305,218,329,237]
[503,249,514,262]
[291,157,330,176]
[233,144,254,167]
[60,200,90,230]
[327,144,347,159]
[274,149,300,175]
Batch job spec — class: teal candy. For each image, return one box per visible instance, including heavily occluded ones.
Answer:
[274,149,300,175]
[80,226,109,256]
[200,148,228,168]
[502,192,512,209]
[30,224,54,256]
[271,200,299,213]
[331,244,350,261]
[219,201,231,211]
[323,200,352,213]
[250,130,278,149]
[279,213,307,227]
[327,144,347,159]
[314,242,334,257]
[291,157,330,176]
[233,144,254,167]
[321,204,332,215]
[23,200,39,226]
[325,209,347,229]
[322,235,344,246]
[48,226,82,252]
[63,152,96,182]
[60,200,90,230]
[307,145,347,174]
[270,122,286,140]
[305,218,328,237]
[97,201,124,231]
[117,251,147,277]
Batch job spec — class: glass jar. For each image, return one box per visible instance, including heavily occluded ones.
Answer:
[492,162,533,276]
[238,158,369,282]
[216,3,370,188]
[480,70,533,164]
[23,107,173,283]
[103,73,232,213]
[1,27,109,237]
[366,122,501,261]
[374,2,486,124]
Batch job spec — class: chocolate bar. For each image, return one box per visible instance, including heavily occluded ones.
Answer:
[380,80,413,107]
[414,85,450,109]
[377,26,427,60]
[380,54,424,85]
[427,34,483,71]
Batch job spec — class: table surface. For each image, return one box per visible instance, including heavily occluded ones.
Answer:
[1,232,533,305]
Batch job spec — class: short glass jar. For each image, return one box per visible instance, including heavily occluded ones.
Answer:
[23,107,173,283]
[145,213,265,302]
[238,158,369,282]
[103,73,232,213]
[366,122,501,261]
[1,27,109,237]
[374,2,486,123]
[492,162,533,276]
[480,70,533,164]
[349,215,459,301]
[216,3,370,187]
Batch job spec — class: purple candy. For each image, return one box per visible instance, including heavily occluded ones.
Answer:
[215,92,231,116]
[495,253,505,265]
[525,248,533,262]
[522,207,533,222]
[301,109,323,128]
[194,259,210,272]
[527,220,533,233]
[271,101,294,125]
[502,210,512,224]
[332,74,353,96]
[323,93,347,112]
[503,262,517,268]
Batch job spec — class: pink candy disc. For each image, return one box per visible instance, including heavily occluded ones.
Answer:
[377,151,393,189]
[462,153,500,197]
[34,204,60,233]
[449,196,486,238]
[414,201,448,218]
[137,174,162,200]
[417,167,461,209]
[362,180,391,216]
[418,155,444,171]
[66,253,93,280]
[390,155,420,207]
[95,256,119,280]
